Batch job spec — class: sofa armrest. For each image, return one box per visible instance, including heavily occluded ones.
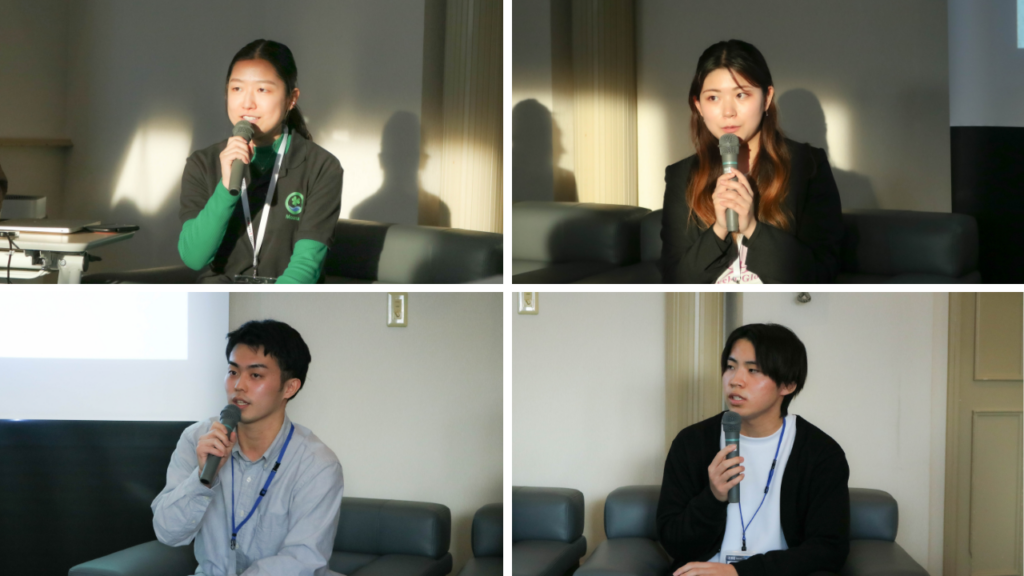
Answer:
[512,486,585,543]
[472,503,503,558]
[841,209,978,278]
[68,540,196,576]
[576,538,671,576]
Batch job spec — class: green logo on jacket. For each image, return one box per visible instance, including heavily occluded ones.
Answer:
[285,192,304,220]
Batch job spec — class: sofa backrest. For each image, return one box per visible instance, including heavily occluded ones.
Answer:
[326,219,503,283]
[472,502,503,558]
[849,488,898,542]
[604,485,661,540]
[334,497,452,559]
[512,202,650,265]
[841,210,978,278]
[601,486,897,543]
[512,486,585,544]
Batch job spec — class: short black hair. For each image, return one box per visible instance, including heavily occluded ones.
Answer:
[225,320,311,400]
[721,323,807,417]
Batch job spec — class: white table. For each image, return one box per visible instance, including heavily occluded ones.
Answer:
[0,230,137,283]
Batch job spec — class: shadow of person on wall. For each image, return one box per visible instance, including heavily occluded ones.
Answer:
[777,89,877,210]
[351,111,450,227]
[512,99,577,203]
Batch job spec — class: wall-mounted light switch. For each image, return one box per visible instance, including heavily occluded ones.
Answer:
[518,292,539,315]
[388,293,408,327]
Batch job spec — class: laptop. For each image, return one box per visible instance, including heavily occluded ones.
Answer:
[0,219,101,234]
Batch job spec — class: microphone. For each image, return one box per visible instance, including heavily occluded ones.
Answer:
[228,120,254,196]
[718,133,740,233]
[722,410,742,504]
[199,404,242,486]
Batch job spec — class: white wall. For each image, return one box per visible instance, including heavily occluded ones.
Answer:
[511,0,553,109]
[948,0,1024,127]
[0,0,69,218]
[512,292,666,560]
[2,0,428,273]
[229,292,503,574]
[740,292,948,576]
[637,0,951,213]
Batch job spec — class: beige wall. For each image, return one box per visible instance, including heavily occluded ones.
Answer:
[0,0,69,218]
[229,292,503,574]
[512,292,666,561]
[513,292,948,575]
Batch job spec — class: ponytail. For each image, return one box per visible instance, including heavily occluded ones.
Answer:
[287,107,312,141]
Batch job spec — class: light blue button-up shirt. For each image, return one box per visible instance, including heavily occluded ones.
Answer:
[152,413,344,576]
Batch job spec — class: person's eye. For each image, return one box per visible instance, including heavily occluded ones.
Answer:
[252,373,262,379]
[737,93,746,99]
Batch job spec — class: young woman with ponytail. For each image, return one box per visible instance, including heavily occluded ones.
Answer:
[661,40,842,284]
[178,39,342,283]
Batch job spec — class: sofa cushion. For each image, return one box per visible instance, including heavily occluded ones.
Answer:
[345,553,453,576]
[604,486,660,540]
[513,260,618,283]
[512,539,588,576]
[576,537,671,576]
[458,556,503,576]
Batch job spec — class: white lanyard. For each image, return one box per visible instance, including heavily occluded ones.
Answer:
[240,126,289,276]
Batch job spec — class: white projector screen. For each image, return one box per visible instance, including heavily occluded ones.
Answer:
[0,292,229,422]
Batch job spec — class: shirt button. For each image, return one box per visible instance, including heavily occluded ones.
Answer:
[247,477,251,483]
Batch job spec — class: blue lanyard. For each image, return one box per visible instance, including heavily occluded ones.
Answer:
[230,423,295,550]
[737,417,786,552]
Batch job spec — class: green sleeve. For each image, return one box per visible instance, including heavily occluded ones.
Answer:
[275,239,328,284]
[177,182,239,270]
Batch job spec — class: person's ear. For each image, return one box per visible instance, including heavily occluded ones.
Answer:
[693,96,704,119]
[282,377,301,401]
[764,85,775,113]
[779,382,797,397]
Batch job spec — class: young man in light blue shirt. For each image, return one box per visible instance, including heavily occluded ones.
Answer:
[152,320,344,576]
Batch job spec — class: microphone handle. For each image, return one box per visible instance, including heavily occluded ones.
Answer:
[726,443,740,504]
[199,454,222,486]
[726,209,739,233]
[228,158,245,196]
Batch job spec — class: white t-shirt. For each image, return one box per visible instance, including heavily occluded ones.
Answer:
[709,414,796,563]
[715,235,763,284]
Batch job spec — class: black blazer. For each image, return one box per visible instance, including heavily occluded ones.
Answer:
[657,411,850,576]
[661,139,843,283]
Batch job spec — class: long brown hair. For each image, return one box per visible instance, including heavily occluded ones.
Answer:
[686,40,790,231]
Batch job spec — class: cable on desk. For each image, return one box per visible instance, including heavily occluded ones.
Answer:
[7,235,21,284]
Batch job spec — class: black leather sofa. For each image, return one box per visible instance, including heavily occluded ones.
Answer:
[67,496,454,576]
[512,486,587,576]
[458,503,503,576]
[83,219,503,284]
[575,485,929,576]
[512,202,980,283]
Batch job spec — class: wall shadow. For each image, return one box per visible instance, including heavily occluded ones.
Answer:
[777,89,877,210]
[512,99,577,203]
[350,111,450,227]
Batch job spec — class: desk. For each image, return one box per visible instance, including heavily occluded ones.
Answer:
[1,230,136,283]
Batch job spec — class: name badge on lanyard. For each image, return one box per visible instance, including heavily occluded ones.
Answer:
[239,126,289,277]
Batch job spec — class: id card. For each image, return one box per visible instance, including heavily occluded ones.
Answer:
[724,551,755,564]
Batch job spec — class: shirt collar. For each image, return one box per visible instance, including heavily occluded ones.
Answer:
[232,412,293,464]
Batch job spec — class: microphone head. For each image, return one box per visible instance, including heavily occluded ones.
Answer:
[220,404,242,432]
[718,133,740,157]
[233,120,254,142]
[722,410,742,435]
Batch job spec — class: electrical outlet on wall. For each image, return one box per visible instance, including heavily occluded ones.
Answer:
[387,293,408,327]
[518,292,539,315]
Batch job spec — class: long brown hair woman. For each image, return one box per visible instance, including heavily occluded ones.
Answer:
[661,40,842,284]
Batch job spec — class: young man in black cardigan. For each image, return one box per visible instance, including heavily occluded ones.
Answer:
[657,323,850,576]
